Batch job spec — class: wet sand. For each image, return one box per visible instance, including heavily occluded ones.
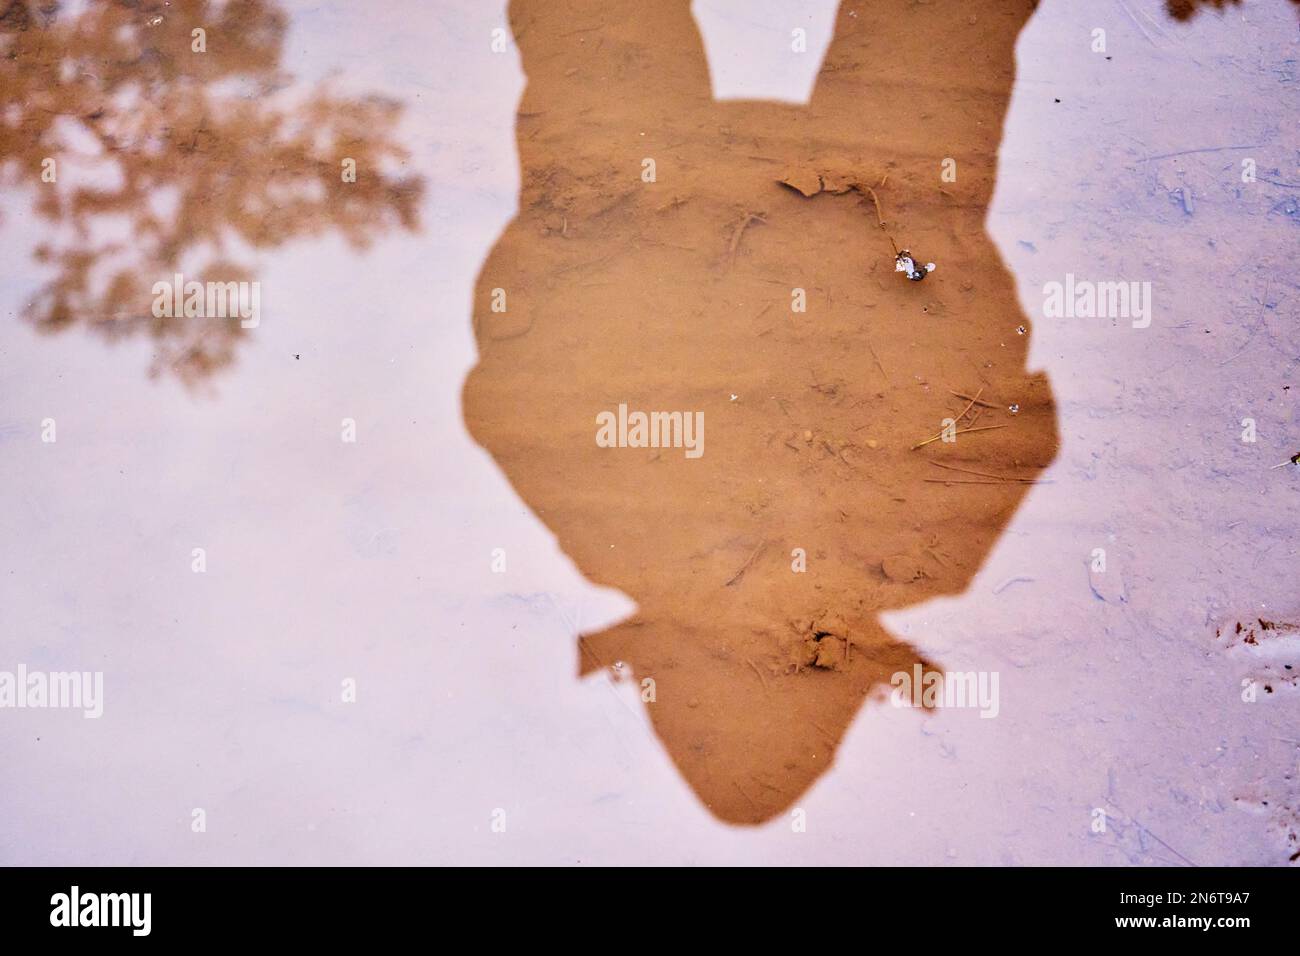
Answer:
[464,0,1057,823]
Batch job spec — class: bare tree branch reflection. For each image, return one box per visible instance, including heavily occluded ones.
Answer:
[1165,0,1298,21]
[1,0,423,385]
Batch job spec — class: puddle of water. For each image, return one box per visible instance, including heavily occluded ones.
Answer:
[465,0,1057,825]
[0,0,1296,864]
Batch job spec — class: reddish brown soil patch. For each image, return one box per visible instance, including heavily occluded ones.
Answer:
[464,0,1057,824]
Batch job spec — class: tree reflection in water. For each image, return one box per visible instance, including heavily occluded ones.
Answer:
[1,0,423,385]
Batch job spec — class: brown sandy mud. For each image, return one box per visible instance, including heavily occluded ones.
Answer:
[463,0,1059,824]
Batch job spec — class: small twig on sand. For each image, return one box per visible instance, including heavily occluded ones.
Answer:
[953,387,984,425]
[929,460,1046,484]
[912,424,1007,451]
[809,719,835,741]
[724,538,767,587]
[745,657,771,694]
[851,181,901,256]
[1218,278,1271,367]
[948,390,998,409]
[727,212,767,266]
[732,780,760,810]
[1107,800,1198,867]
[577,636,603,669]
[925,477,1028,485]
[556,253,614,275]
[750,774,787,795]
[993,575,1035,595]
[858,184,886,227]
[868,341,890,384]
[822,439,857,469]
[1137,144,1259,163]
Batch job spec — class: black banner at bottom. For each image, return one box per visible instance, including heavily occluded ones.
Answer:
[0,866,1288,942]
